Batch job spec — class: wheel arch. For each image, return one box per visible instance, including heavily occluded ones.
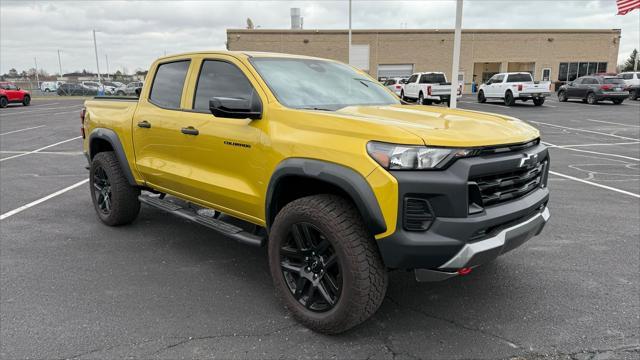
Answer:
[266,158,387,236]
[88,128,136,186]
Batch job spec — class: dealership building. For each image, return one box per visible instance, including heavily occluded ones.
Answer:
[226,28,621,92]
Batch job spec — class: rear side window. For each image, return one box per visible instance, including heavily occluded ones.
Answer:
[603,78,624,84]
[424,73,446,83]
[506,73,533,82]
[149,60,190,109]
[620,73,633,80]
[193,60,257,112]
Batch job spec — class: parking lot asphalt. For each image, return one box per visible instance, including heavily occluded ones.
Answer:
[1,96,638,359]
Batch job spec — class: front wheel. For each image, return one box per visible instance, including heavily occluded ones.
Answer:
[268,194,387,334]
[557,90,568,102]
[533,97,545,106]
[22,95,30,106]
[90,152,141,226]
[587,92,598,105]
[477,90,486,103]
[612,98,624,105]
[504,91,515,106]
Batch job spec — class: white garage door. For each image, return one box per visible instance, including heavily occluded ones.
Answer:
[349,45,370,71]
[377,64,414,81]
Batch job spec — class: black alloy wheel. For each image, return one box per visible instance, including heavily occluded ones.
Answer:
[93,165,112,215]
[279,222,342,312]
[587,92,597,105]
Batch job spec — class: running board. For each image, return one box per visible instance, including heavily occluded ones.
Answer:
[138,195,265,247]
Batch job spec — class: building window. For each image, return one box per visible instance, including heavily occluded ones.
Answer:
[558,62,607,82]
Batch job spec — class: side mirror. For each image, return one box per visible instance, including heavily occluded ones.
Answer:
[209,97,262,120]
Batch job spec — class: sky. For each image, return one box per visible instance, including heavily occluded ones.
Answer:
[1,0,639,75]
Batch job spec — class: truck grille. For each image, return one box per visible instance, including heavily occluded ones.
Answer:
[471,160,546,206]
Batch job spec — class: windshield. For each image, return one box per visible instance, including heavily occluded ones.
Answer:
[251,57,399,110]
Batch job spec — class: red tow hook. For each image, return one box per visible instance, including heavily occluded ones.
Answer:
[457,267,472,276]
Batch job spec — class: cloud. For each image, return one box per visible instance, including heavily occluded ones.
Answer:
[1,0,638,74]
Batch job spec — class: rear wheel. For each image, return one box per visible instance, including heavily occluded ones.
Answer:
[418,92,425,105]
[504,91,515,106]
[0,97,7,108]
[587,92,598,105]
[117,90,125,96]
[22,95,30,106]
[557,90,568,102]
[612,98,624,105]
[268,194,387,334]
[90,152,141,226]
[477,90,486,103]
[533,97,545,106]
[630,89,638,100]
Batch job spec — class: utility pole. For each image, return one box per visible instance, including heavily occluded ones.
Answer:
[105,54,110,80]
[57,50,63,79]
[33,57,40,89]
[92,29,101,82]
[449,0,463,109]
[348,0,352,65]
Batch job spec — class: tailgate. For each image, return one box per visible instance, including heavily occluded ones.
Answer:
[520,82,550,94]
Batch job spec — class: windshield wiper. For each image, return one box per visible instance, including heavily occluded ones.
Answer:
[299,106,335,111]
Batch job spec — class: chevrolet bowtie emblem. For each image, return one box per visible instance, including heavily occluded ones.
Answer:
[519,153,538,168]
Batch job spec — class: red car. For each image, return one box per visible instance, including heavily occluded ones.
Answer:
[0,82,31,108]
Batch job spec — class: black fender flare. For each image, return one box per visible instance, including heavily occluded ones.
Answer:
[266,158,387,235]
[88,128,136,186]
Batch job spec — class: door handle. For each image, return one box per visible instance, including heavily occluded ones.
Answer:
[137,121,151,128]
[181,126,199,136]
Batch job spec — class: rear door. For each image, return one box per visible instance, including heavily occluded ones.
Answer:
[132,59,192,193]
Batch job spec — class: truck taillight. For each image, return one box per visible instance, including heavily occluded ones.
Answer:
[80,108,86,139]
[517,84,523,91]
[395,85,401,89]
[427,86,432,96]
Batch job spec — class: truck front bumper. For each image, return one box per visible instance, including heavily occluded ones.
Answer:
[376,142,550,281]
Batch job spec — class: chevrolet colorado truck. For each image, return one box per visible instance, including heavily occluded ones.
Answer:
[82,51,550,334]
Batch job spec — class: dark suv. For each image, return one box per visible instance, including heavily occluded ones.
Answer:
[557,76,628,105]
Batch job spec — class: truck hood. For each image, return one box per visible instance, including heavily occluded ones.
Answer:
[336,104,539,147]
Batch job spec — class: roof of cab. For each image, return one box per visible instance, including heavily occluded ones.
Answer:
[155,50,328,62]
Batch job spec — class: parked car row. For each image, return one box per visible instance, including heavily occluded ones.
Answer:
[57,81,143,96]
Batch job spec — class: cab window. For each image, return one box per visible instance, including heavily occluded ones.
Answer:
[193,60,258,112]
[149,60,191,109]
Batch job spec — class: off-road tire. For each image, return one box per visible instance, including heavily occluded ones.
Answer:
[557,90,568,102]
[612,98,624,105]
[504,91,515,106]
[533,97,545,106]
[22,95,30,106]
[90,151,140,226]
[477,90,486,103]
[587,92,597,105]
[0,97,7,108]
[268,194,388,334]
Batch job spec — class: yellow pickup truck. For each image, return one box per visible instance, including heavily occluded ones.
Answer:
[82,51,550,334]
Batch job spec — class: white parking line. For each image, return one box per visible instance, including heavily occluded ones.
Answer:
[543,141,640,161]
[0,150,83,156]
[0,136,82,162]
[0,179,88,220]
[549,171,639,199]
[530,121,640,141]
[0,105,82,116]
[0,125,45,136]
[584,118,640,128]
[559,141,640,148]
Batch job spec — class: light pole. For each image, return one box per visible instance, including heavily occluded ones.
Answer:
[57,50,63,79]
[105,54,110,80]
[33,57,40,89]
[93,29,101,82]
[449,0,463,109]
[348,0,352,65]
